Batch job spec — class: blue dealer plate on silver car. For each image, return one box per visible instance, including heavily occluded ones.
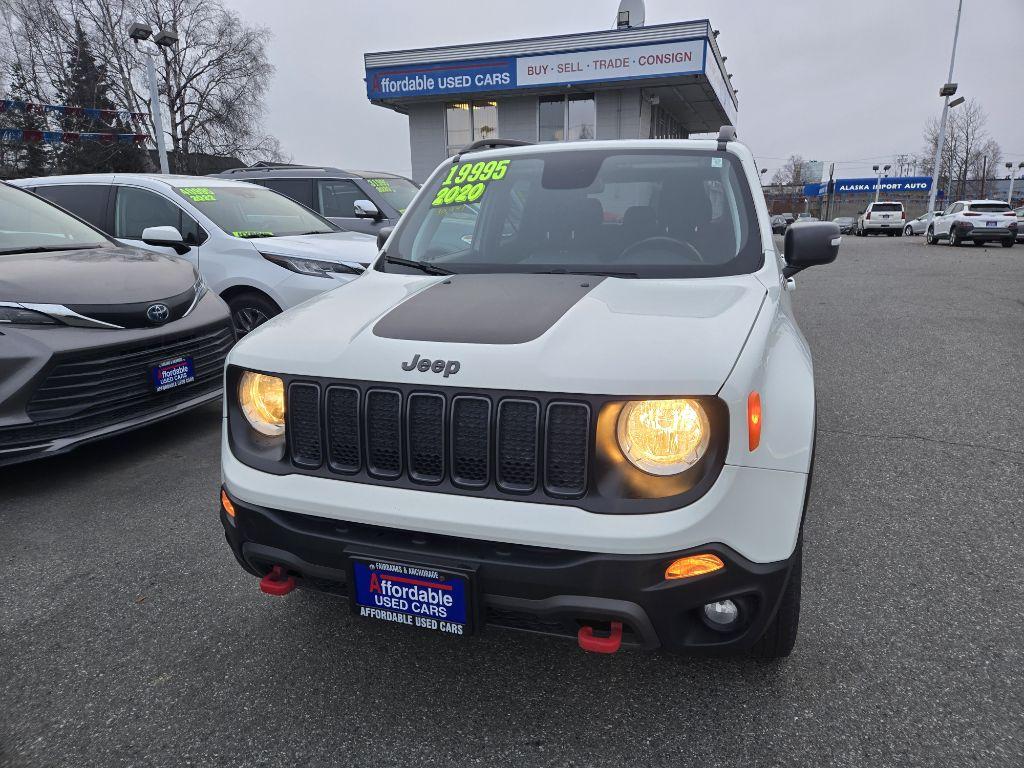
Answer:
[151,356,195,392]
[350,558,471,636]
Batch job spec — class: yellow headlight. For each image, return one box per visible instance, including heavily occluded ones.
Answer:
[238,371,285,436]
[616,399,710,475]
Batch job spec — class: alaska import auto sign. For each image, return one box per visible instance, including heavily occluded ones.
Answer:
[365,38,706,99]
[803,176,933,196]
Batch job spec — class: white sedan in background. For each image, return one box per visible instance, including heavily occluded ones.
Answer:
[14,174,379,336]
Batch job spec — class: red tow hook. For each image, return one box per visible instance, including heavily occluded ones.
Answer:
[259,565,296,596]
[577,621,623,654]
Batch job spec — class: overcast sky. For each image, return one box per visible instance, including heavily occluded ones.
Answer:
[227,0,1023,179]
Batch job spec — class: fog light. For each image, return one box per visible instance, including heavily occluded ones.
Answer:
[702,599,739,631]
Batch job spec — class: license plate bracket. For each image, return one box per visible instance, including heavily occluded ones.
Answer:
[151,355,195,392]
[347,553,476,637]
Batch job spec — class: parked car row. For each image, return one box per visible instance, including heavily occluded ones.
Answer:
[13,174,381,336]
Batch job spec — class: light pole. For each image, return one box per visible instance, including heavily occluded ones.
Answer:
[1006,162,1023,205]
[926,0,964,228]
[874,163,891,203]
[128,22,179,175]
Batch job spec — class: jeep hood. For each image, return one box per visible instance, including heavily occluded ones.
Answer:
[254,231,378,266]
[229,271,767,396]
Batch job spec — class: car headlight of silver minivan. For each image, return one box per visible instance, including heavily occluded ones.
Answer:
[0,304,60,325]
[616,398,710,475]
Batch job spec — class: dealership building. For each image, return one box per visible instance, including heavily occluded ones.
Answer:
[363,18,738,181]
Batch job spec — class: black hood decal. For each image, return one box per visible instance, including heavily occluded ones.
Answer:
[373,273,603,345]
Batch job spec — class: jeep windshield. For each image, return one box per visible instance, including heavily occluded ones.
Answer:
[171,184,337,238]
[383,148,763,279]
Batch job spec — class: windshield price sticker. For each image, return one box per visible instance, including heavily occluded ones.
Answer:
[179,186,217,202]
[232,230,274,238]
[368,178,393,194]
[431,159,510,207]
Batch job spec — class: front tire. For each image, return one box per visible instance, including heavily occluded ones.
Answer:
[904,225,913,236]
[950,229,961,247]
[1002,239,1015,248]
[749,539,802,659]
[926,227,937,245]
[227,291,282,338]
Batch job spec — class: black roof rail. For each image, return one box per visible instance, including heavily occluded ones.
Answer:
[220,164,324,174]
[454,138,533,161]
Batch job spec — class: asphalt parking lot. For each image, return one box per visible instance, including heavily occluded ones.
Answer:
[1,234,1022,768]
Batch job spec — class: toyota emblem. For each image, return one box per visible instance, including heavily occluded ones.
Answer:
[146,303,171,324]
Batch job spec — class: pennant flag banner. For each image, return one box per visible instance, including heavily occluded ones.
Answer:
[0,99,145,122]
[0,128,147,144]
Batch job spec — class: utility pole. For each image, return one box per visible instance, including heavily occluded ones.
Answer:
[979,155,987,199]
[926,0,964,227]
[128,22,179,175]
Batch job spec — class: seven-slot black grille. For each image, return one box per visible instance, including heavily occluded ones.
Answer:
[285,383,590,499]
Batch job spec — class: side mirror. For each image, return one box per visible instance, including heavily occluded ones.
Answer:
[376,225,394,251]
[141,225,190,255]
[354,199,382,219]
[783,221,840,277]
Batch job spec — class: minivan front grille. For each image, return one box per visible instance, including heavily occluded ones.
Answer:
[284,382,591,500]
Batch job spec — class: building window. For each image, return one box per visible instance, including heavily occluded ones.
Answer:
[445,101,499,155]
[538,94,596,142]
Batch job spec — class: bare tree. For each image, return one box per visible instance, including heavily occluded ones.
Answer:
[0,0,286,172]
[919,99,1002,199]
[770,154,806,186]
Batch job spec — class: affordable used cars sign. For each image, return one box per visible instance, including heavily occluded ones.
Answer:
[365,38,707,99]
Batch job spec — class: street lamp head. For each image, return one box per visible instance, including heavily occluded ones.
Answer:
[153,27,179,48]
[948,96,965,108]
[872,165,879,172]
[128,22,153,41]
[1008,163,1015,170]
[939,82,958,97]
[1019,162,1024,169]
[883,164,891,171]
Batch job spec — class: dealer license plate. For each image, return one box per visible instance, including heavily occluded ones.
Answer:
[987,221,998,227]
[151,356,195,392]
[350,558,471,637]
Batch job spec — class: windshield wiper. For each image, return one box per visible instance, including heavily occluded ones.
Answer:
[0,244,104,255]
[383,256,454,276]
[532,268,638,278]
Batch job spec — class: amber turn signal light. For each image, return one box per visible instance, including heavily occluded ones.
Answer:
[665,553,725,580]
[220,489,236,518]
[747,391,762,451]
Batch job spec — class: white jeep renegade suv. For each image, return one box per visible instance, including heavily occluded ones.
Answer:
[219,129,840,658]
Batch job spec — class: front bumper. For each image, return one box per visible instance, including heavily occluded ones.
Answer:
[220,490,800,653]
[0,293,232,466]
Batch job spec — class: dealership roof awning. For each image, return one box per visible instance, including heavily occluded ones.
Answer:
[364,20,738,132]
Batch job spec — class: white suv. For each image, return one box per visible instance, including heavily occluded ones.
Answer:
[925,200,1018,247]
[218,131,841,658]
[856,201,905,236]
[14,174,379,336]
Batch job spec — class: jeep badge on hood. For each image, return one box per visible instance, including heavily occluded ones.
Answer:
[401,354,461,377]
